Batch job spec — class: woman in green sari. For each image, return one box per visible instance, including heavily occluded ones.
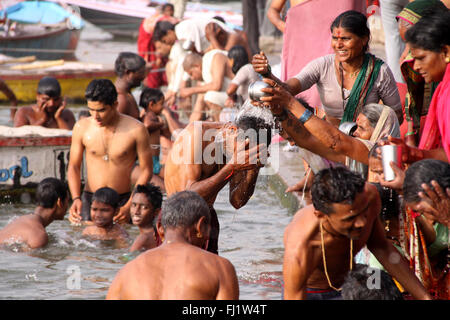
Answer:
[252,10,403,127]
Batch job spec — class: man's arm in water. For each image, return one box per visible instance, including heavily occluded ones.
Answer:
[228,168,260,209]
[67,120,86,223]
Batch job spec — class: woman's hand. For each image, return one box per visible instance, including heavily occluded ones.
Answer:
[252,51,270,76]
[258,78,295,115]
[418,181,450,227]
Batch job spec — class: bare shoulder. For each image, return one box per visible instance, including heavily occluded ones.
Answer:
[73,117,90,132]
[284,205,317,252]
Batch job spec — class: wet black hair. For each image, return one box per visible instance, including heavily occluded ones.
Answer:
[133,183,163,210]
[330,10,371,52]
[161,191,210,229]
[341,264,404,300]
[403,159,450,204]
[114,52,146,77]
[405,10,450,52]
[235,115,272,147]
[37,77,61,98]
[228,45,249,74]
[36,178,68,208]
[139,86,164,110]
[153,20,175,42]
[85,79,117,107]
[92,187,120,209]
[311,167,366,215]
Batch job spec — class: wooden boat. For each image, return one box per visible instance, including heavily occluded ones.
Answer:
[48,0,243,38]
[0,55,116,103]
[0,1,85,60]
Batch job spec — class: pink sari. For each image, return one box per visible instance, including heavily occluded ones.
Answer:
[281,0,366,108]
[418,63,450,160]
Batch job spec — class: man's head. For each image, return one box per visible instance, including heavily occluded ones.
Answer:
[36,77,62,114]
[161,3,174,17]
[114,52,146,88]
[85,79,118,127]
[160,191,211,248]
[182,52,203,81]
[153,20,176,46]
[341,264,404,300]
[311,167,368,239]
[139,87,165,115]
[130,183,163,228]
[91,187,120,228]
[35,178,69,220]
[403,159,450,216]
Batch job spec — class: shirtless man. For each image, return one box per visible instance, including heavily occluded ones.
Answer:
[180,52,234,122]
[106,191,239,300]
[0,178,69,250]
[13,77,75,130]
[283,166,431,300]
[164,115,271,254]
[114,52,147,119]
[82,187,129,245]
[129,183,163,252]
[68,79,153,225]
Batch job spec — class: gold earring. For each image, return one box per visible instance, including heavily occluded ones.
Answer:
[196,232,203,239]
[446,56,450,63]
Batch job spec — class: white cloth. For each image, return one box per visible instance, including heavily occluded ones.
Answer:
[202,49,231,91]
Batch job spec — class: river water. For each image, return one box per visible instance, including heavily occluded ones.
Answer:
[0,16,295,300]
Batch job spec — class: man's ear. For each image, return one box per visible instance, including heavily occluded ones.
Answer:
[156,220,164,242]
[195,216,207,238]
[313,209,326,219]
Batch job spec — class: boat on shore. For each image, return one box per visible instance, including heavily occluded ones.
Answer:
[48,0,243,38]
[0,54,116,103]
[0,1,85,60]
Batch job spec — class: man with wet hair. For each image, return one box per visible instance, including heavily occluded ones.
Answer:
[13,76,75,129]
[129,183,163,252]
[283,166,431,300]
[68,79,153,225]
[0,178,69,249]
[164,114,271,254]
[106,191,239,300]
[114,52,147,119]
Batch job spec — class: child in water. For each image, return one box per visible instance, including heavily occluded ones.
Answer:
[82,187,129,245]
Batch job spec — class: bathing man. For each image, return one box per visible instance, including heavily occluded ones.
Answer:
[164,115,271,254]
[283,166,431,300]
[68,79,153,225]
[0,178,69,249]
[106,191,239,299]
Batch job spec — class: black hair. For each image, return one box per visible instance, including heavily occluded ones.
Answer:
[114,52,146,77]
[330,10,371,52]
[85,79,117,107]
[341,264,404,300]
[92,187,120,209]
[35,178,68,208]
[403,159,450,203]
[405,10,450,52]
[161,191,210,229]
[133,183,163,210]
[37,77,61,98]
[139,86,164,110]
[311,167,366,215]
[228,45,249,74]
[235,115,273,147]
[161,3,174,12]
[212,16,226,24]
[153,20,175,42]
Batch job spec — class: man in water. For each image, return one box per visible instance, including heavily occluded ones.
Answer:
[164,114,271,254]
[106,191,239,299]
[82,187,129,245]
[0,178,69,249]
[13,76,75,130]
[68,79,153,225]
[114,52,147,119]
[283,166,431,300]
[129,183,163,252]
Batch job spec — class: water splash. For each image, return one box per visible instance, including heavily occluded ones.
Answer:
[235,100,275,128]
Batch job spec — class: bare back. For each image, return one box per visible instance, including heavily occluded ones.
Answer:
[106,242,239,300]
[116,92,140,120]
[0,215,47,249]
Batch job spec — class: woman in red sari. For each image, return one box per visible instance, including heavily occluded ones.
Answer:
[389,10,450,163]
[137,4,179,88]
